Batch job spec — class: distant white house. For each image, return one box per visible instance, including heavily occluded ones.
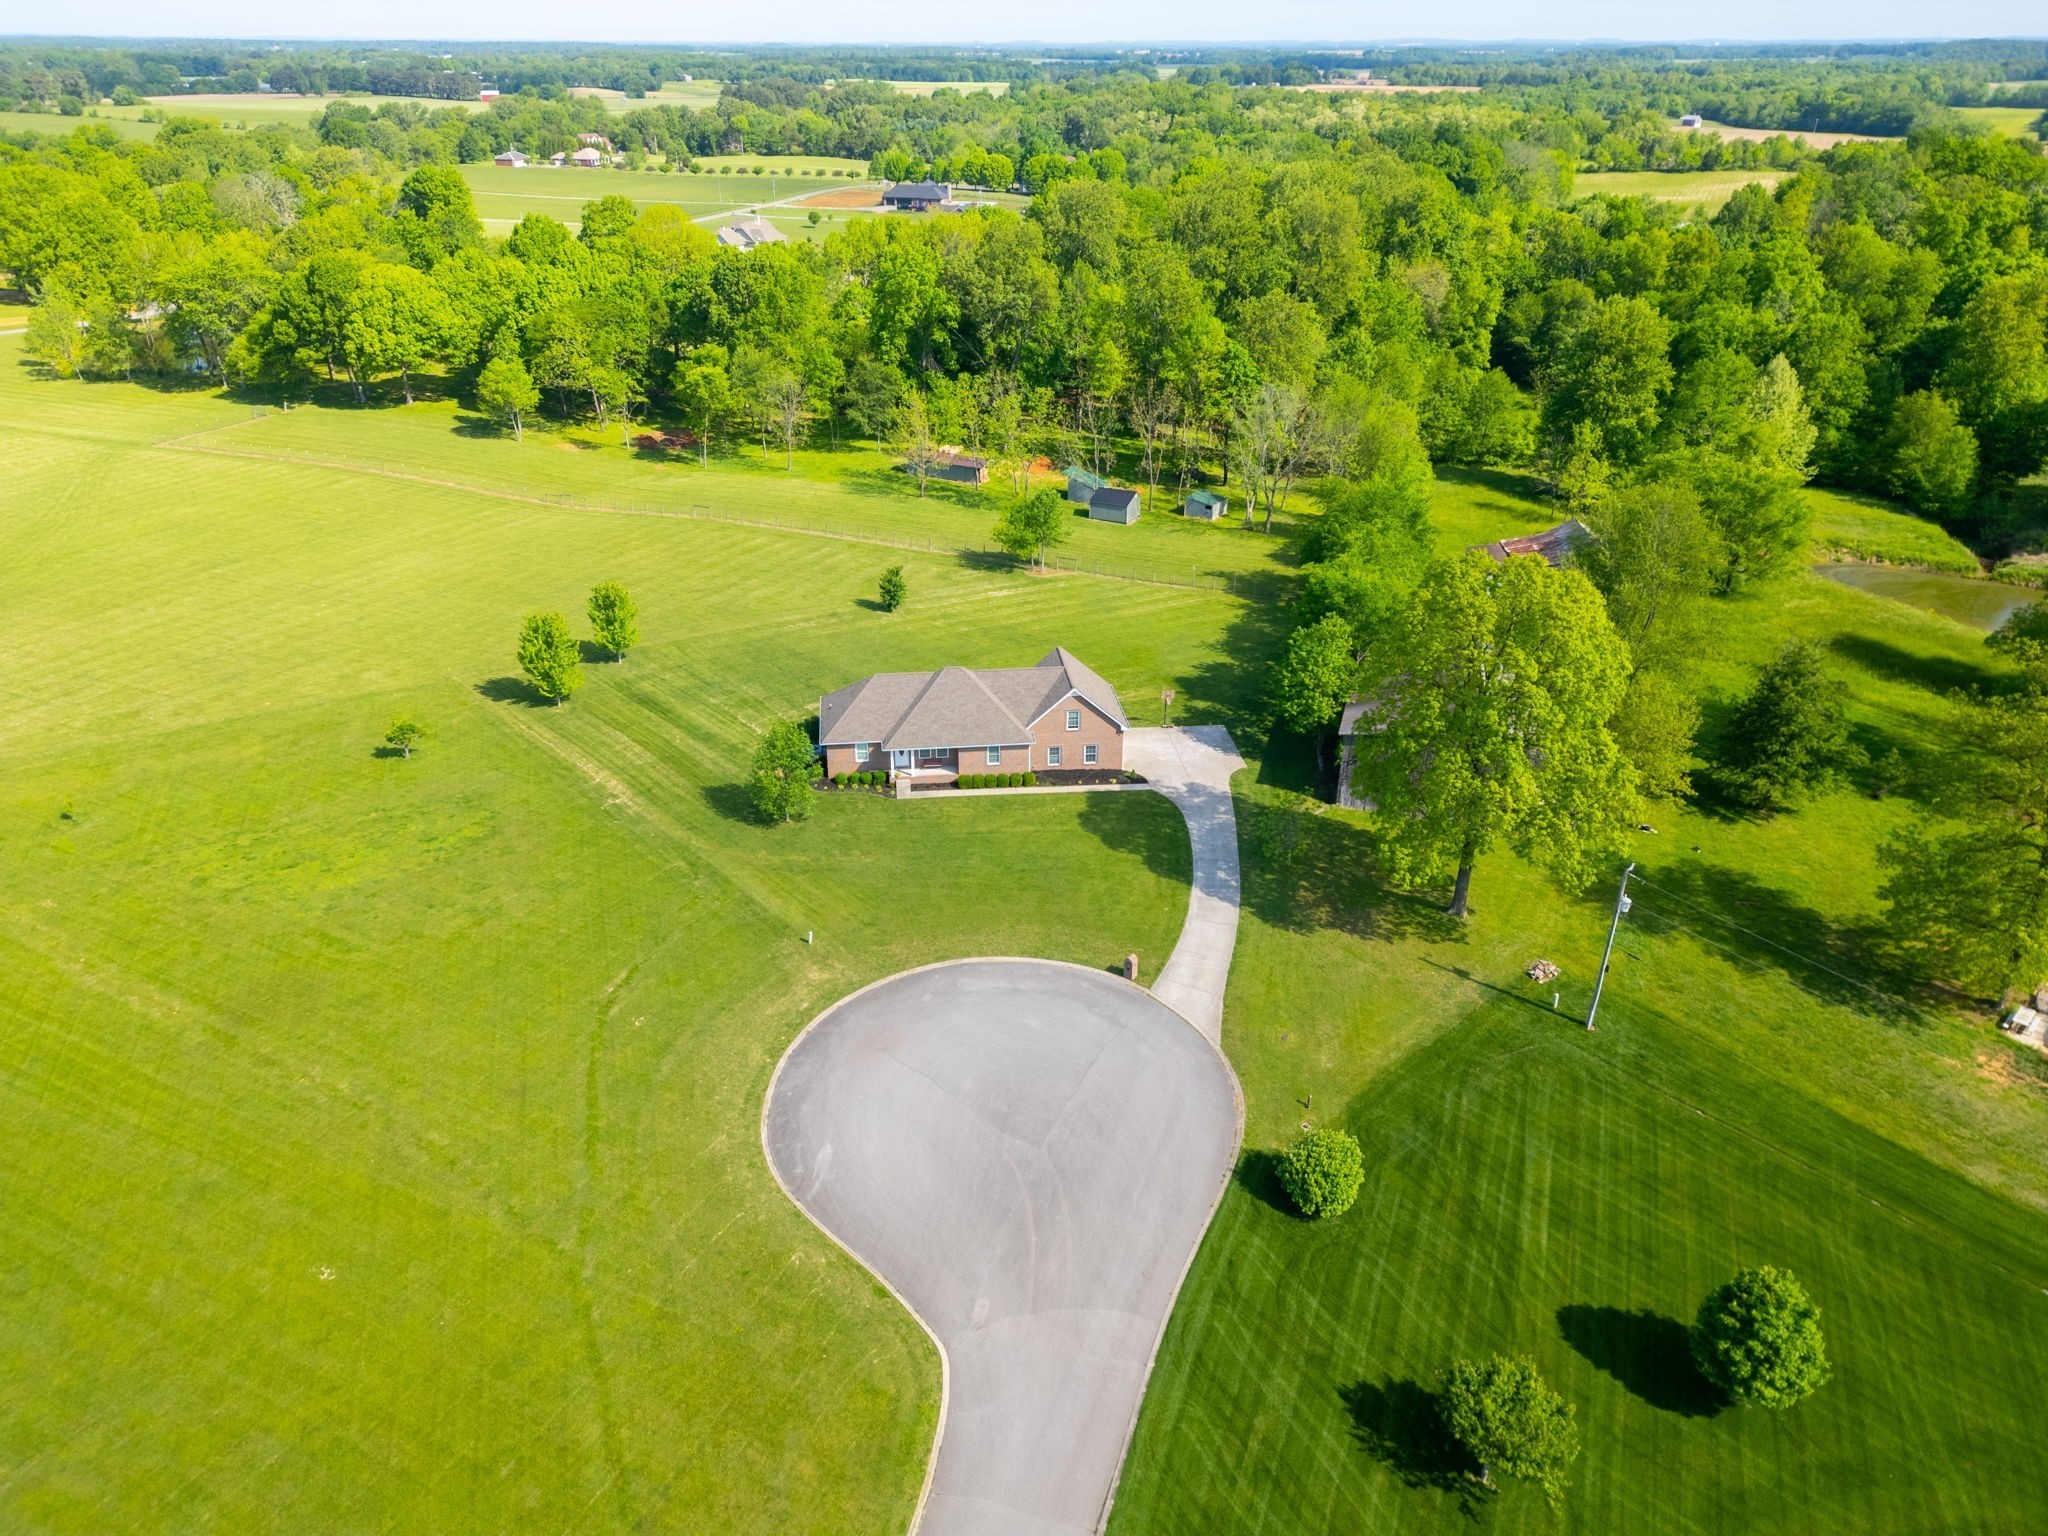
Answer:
[1679,113,1704,128]
[717,216,787,251]
[493,147,528,167]
[571,146,605,167]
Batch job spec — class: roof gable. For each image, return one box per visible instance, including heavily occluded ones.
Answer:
[819,649,1128,746]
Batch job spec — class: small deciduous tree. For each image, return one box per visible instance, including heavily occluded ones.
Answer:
[1276,1127,1364,1218]
[1272,613,1357,735]
[1988,600,2048,676]
[1717,641,1852,811]
[476,353,539,441]
[992,487,1072,570]
[1880,391,1978,521]
[1437,1354,1581,1506]
[1692,1266,1830,1409]
[751,719,817,823]
[383,718,424,758]
[516,610,582,706]
[587,581,637,661]
[877,564,908,612]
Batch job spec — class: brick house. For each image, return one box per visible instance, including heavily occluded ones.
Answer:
[818,648,1128,781]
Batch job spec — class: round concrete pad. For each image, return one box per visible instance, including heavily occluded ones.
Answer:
[765,959,1240,1536]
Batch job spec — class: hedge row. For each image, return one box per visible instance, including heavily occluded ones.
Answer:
[957,772,1038,789]
[831,771,886,788]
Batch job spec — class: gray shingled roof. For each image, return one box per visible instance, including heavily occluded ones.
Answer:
[818,649,1127,748]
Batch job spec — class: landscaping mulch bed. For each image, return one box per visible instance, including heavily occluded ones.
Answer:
[915,770,1144,792]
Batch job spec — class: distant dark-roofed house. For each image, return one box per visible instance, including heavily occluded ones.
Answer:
[818,647,1129,781]
[1679,112,1704,128]
[1089,487,1142,525]
[494,147,528,167]
[1183,488,1227,521]
[1470,519,1589,568]
[882,180,951,210]
[1064,465,1107,504]
[930,450,989,485]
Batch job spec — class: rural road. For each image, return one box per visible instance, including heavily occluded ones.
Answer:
[764,961,1240,1536]
[762,727,1247,1534]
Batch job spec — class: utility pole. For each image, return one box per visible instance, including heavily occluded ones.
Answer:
[1586,862,1635,1032]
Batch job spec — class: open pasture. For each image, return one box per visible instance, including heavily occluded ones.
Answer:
[1954,104,2044,137]
[1577,169,1786,210]
[0,331,1237,1532]
[1674,117,1896,149]
[880,79,1010,96]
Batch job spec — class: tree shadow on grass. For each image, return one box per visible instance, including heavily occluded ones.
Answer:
[1232,1148,1295,1216]
[1829,632,2010,699]
[1625,859,1926,1024]
[1237,795,1463,946]
[577,640,621,664]
[699,781,764,826]
[474,676,548,707]
[1340,1377,1490,1518]
[1556,1305,1723,1418]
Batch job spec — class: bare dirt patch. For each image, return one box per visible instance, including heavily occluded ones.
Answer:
[1681,119,1895,149]
[793,186,884,209]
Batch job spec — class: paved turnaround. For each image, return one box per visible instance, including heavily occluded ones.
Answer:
[763,960,1240,1536]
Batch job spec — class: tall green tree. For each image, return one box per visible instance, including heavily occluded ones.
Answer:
[751,719,817,823]
[587,581,637,662]
[515,611,582,706]
[1577,481,1722,668]
[1437,1354,1581,1506]
[1351,553,1637,917]
[476,353,539,441]
[1879,392,1978,521]
[1879,685,2048,995]
[1272,613,1357,734]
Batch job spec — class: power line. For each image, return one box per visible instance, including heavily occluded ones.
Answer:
[1623,874,1916,1013]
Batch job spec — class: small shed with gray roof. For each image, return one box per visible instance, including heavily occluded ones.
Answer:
[1089,486,1142,524]
[1183,487,1227,520]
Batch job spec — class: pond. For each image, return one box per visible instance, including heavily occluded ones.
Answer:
[1814,562,2035,633]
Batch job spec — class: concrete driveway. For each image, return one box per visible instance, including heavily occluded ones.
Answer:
[763,960,1240,1536]
[1123,726,1245,1044]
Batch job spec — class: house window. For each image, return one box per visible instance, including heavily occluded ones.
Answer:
[854,743,870,763]
[918,747,941,760]
[1084,744,1098,765]
[986,746,1001,765]
[1047,746,1062,767]
[1066,709,1082,730]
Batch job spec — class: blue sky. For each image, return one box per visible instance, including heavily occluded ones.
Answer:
[13,2,2046,45]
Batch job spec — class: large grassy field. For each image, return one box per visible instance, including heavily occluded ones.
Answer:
[1577,169,1786,211]
[7,330,2048,1533]
[456,162,875,233]
[165,383,1300,591]
[0,333,1253,1531]
[1110,496,2048,1527]
[1955,104,2044,138]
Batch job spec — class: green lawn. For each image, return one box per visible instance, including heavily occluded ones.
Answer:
[1111,489,2048,1528]
[0,109,158,140]
[166,384,1299,591]
[8,330,2048,1532]
[1955,104,2044,138]
[1577,169,1786,211]
[0,333,1246,1531]
[458,162,872,231]
[1806,486,1983,573]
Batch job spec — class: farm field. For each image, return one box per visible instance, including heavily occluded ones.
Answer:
[1676,117,1896,149]
[881,79,1009,95]
[456,162,874,231]
[1111,536,2048,1531]
[1577,169,1785,210]
[573,82,725,110]
[1955,104,2044,137]
[0,330,1236,1532]
[686,153,866,174]
[168,383,1299,589]
[147,91,488,126]
[0,109,156,139]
